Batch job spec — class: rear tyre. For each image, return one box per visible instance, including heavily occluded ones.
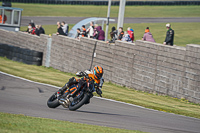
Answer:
[47,92,60,108]
[69,93,90,111]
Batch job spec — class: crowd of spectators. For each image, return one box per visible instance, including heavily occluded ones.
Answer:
[75,22,136,43]
[76,21,105,41]
[106,23,174,46]
[25,21,45,36]
[56,21,69,36]
[61,21,174,46]
[25,19,174,46]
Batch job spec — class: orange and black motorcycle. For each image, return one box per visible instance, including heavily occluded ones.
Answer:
[47,71,103,111]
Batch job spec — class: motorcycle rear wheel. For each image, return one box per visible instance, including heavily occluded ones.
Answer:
[47,92,60,108]
[69,93,90,111]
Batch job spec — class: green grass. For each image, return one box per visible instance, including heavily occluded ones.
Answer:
[0,57,200,119]
[20,22,200,47]
[0,112,144,133]
[2,3,200,18]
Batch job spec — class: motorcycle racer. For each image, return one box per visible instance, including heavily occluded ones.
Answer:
[57,65,104,99]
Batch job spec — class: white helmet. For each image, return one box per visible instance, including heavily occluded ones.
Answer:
[166,23,171,28]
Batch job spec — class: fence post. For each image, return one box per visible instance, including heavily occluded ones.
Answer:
[45,37,52,67]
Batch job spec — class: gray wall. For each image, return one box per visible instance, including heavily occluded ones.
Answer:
[0,29,199,103]
[0,29,49,65]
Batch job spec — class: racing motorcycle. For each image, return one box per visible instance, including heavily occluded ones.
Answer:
[47,71,103,111]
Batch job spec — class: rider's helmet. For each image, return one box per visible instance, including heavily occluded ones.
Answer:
[93,66,103,80]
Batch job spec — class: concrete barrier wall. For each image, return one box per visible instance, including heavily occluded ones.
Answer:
[0,29,199,103]
[50,34,97,73]
[0,29,49,65]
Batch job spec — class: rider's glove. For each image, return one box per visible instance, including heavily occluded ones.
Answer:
[96,88,102,96]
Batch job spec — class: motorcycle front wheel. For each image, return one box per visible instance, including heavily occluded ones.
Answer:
[47,91,60,108]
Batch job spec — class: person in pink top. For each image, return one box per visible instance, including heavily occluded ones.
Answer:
[142,27,156,43]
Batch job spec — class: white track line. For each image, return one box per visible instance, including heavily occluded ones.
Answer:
[0,71,199,120]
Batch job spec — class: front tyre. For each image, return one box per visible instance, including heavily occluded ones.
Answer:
[69,93,90,111]
[47,92,60,108]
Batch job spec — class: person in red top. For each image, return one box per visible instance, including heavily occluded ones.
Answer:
[0,14,7,24]
[127,27,134,42]
[31,26,36,35]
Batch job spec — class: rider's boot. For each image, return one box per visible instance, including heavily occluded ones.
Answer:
[66,80,84,99]
[57,77,79,99]
[57,83,69,99]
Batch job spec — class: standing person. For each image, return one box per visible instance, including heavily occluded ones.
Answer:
[39,25,45,35]
[93,24,99,39]
[163,23,174,46]
[35,25,40,36]
[142,27,156,43]
[26,23,32,32]
[26,25,32,34]
[122,31,132,43]
[127,27,134,42]
[96,26,105,41]
[86,21,94,38]
[0,13,7,23]
[30,20,35,29]
[107,26,118,43]
[81,25,87,37]
[61,21,69,36]
[56,22,65,36]
[26,25,35,35]
[76,28,81,39]
[118,27,124,40]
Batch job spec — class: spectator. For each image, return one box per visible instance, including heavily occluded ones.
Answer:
[93,24,99,39]
[127,27,134,42]
[0,13,7,23]
[163,23,174,46]
[142,27,156,43]
[122,31,132,43]
[86,21,94,38]
[76,28,81,39]
[118,27,124,40]
[26,25,36,35]
[30,20,35,28]
[61,21,69,36]
[81,25,87,37]
[95,26,105,41]
[26,25,32,34]
[26,23,32,32]
[39,25,45,35]
[56,22,65,36]
[35,25,40,36]
[107,26,118,43]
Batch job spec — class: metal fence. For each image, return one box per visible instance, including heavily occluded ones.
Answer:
[1,0,200,5]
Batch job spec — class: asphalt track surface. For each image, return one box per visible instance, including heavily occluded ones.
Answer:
[21,16,200,26]
[1,72,200,133]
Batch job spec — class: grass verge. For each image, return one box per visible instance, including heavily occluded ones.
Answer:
[0,112,144,133]
[20,22,200,47]
[5,3,200,18]
[0,57,200,119]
